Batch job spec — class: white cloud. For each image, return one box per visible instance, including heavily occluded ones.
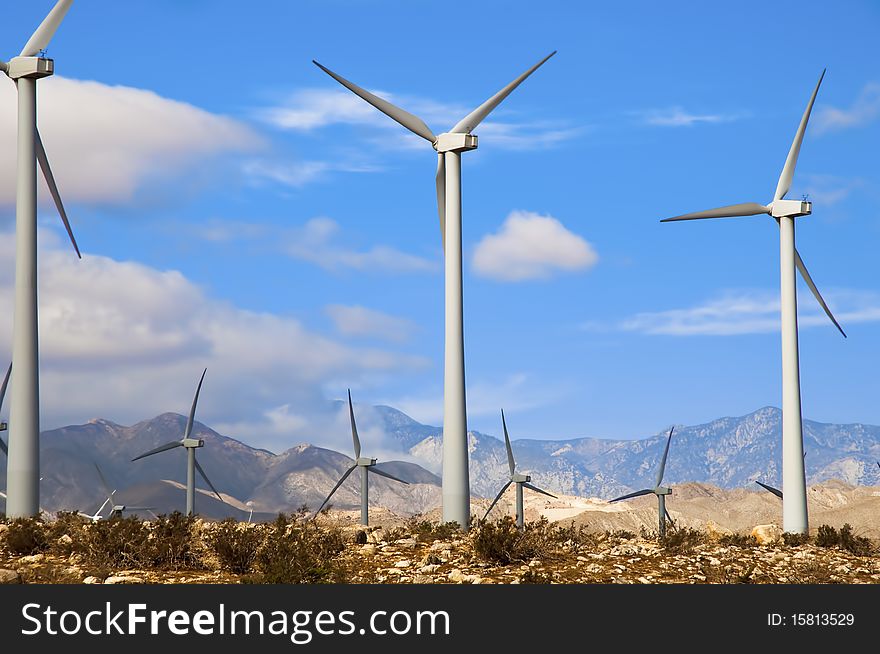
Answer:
[0,230,428,453]
[0,77,262,205]
[814,82,880,134]
[325,304,416,343]
[242,158,382,188]
[800,174,864,207]
[620,289,880,336]
[639,106,744,127]
[472,210,598,281]
[284,217,438,274]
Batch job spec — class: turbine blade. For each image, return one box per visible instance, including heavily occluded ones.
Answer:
[93,463,115,503]
[368,467,409,485]
[20,0,74,57]
[755,480,784,499]
[347,389,361,459]
[36,130,81,258]
[450,51,556,134]
[794,247,846,338]
[185,368,207,440]
[483,481,512,520]
[501,409,515,475]
[523,482,556,499]
[0,361,11,412]
[655,426,674,487]
[315,465,357,514]
[312,60,435,142]
[664,507,675,526]
[662,202,769,222]
[0,61,8,74]
[774,70,825,202]
[435,153,446,251]
[0,438,6,456]
[194,457,223,501]
[131,440,183,462]
[608,488,653,503]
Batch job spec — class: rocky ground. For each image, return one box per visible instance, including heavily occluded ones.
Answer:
[1,515,878,585]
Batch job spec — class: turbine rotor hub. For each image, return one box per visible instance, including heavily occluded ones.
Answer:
[434,132,478,153]
[5,56,54,80]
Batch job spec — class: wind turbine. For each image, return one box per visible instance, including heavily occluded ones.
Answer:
[0,362,11,456]
[315,390,408,526]
[483,409,556,528]
[92,462,155,518]
[131,368,222,516]
[2,0,83,518]
[661,71,844,535]
[609,427,676,538]
[313,52,555,530]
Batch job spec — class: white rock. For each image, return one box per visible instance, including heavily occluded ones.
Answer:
[103,576,142,585]
[0,569,21,584]
[82,576,101,584]
[394,560,412,568]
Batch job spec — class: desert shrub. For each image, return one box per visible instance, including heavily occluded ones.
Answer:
[815,524,839,548]
[471,516,555,564]
[147,512,199,569]
[208,518,265,574]
[403,516,461,543]
[46,511,89,556]
[782,532,810,547]
[249,513,346,583]
[78,515,151,568]
[609,529,636,541]
[719,533,758,548]
[837,524,874,556]
[3,516,48,555]
[661,526,705,553]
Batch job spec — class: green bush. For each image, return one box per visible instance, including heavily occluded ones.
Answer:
[148,512,199,569]
[78,515,152,568]
[403,516,461,543]
[719,532,758,547]
[782,532,810,547]
[815,524,839,548]
[249,513,346,583]
[3,516,48,555]
[207,518,264,574]
[837,524,874,556]
[471,516,553,564]
[661,526,705,552]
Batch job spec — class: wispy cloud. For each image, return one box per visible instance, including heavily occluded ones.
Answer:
[472,210,598,282]
[243,158,382,188]
[800,174,865,207]
[325,304,416,343]
[260,87,580,151]
[618,289,880,336]
[814,82,880,134]
[638,106,745,127]
[284,217,438,274]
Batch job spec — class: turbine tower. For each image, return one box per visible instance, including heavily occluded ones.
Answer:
[315,390,408,526]
[483,409,556,528]
[1,0,82,518]
[609,427,676,538]
[131,368,222,516]
[662,71,844,535]
[313,52,555,530]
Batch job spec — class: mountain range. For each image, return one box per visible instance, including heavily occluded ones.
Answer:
[1,405,879,519]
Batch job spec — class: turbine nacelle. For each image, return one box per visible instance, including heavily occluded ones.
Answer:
[434,132,478,153]
[511,472,531,483]
[356,457,377,467]
[4,56,54,80]
[770,199,812,219]
[182,438,204,449]
[654,486,672,496]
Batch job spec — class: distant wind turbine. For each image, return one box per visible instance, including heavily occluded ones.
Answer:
[131,368,222,516]
[483,410,556,528]
[0,362,11,456]
[313,52,555,530]
[2,0,83,518]
[662,71,845,536]
[315,390,408,525]
[92,462,155,518]
[609,427,676,538]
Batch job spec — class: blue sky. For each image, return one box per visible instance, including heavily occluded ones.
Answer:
[0,0,878,454]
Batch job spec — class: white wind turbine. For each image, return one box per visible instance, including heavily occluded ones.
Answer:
[483,409,556,528]
[131,368,223,516]
[0,362,11,455]
[315,390,408,526]
[2,0,83,518]
[662,71,844,535]
[313,52,555,530]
